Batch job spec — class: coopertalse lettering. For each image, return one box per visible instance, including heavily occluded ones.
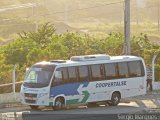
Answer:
[96,81,127,88]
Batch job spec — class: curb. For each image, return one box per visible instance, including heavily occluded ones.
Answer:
[0,102,26,109]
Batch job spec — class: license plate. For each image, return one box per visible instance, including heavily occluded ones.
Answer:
[26,97,33,100]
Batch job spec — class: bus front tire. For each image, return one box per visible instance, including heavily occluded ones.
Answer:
[110,92,121,106]
[54,97,65,110]
[30,105,39,110]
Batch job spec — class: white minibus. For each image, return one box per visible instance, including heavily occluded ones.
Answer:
[20,54,146,110]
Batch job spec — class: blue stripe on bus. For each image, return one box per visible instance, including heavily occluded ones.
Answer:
[50,82,89,97]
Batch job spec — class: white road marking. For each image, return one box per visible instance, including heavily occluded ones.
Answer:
[141,100,157,108]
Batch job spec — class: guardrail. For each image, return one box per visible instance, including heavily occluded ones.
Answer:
[0,81,23,94]
[0,81,159,94]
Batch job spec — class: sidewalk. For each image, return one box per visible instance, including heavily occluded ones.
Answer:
[121,90,160,109]
[0,91,160,109]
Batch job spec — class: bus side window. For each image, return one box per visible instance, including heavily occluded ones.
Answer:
[128,61,143,77]
[61,67,69,83]
[90,64,105,81]
[68,66,78,83]
[78,66,89,82]
[52,68,63,86]
[105,63,117,80]
[100,64,105,79]
[118,62,129,78]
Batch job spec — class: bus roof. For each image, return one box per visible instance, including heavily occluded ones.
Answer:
[34,55,143,67]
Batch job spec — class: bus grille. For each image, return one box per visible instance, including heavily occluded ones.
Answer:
[24,93,37,97]
[25,99,36,104]
[24,93,37,104]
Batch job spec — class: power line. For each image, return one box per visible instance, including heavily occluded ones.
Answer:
[67,1,124,11]
[0,1,124,23]
[0,3,36,13]
[36,1,124,17]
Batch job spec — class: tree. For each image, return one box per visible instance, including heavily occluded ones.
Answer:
[26,48,50,65]
[19,22,56,49]
[3,38,36,65]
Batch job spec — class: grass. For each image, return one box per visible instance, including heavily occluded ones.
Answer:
[1,21,160,43]
[69,22,160,43]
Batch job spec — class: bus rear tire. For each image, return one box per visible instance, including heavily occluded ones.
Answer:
[110,92,121,106]
[54,97,65,110]
[30,105,39,110]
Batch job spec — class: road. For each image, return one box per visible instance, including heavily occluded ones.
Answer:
[1,92,160,120]
[0,102,147,120]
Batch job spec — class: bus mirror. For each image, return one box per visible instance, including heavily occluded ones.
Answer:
[26,67,29,74]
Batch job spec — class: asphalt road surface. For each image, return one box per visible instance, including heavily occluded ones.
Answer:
[1,91,160,120]
[0,103,147,120]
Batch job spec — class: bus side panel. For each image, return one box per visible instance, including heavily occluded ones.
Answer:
[50,77,146,106]
[86,80,127,102]
[50,82,89,105]
[120,77,146,98]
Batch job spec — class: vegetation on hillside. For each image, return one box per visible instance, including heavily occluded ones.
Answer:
[0,22,160,85]
[1,0,160,43]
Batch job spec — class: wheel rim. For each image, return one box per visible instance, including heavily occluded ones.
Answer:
[112,93,120,105]
[56,101,62,108]
[113,96,119,104]
[55,98,63,109]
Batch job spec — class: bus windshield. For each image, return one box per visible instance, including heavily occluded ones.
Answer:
[24,64,56,88]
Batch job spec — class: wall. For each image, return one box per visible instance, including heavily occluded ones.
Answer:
[153,82,160,90]
[0,93,20,104]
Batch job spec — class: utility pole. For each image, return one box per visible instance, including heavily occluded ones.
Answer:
[158,0,160,32]
[135,1,139,26]
[152,54,158,84]
[32,0,38,32]
[124,0,131,55]
[12,64,17,96]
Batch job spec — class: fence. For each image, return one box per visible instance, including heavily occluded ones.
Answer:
[0,81,160,94]
[0,81,23,94]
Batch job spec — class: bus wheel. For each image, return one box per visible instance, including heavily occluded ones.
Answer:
[30,105,39,110]
[110,92,121,106]
[54,97,64,110]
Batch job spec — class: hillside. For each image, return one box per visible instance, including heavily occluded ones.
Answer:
[0,0,160,43]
